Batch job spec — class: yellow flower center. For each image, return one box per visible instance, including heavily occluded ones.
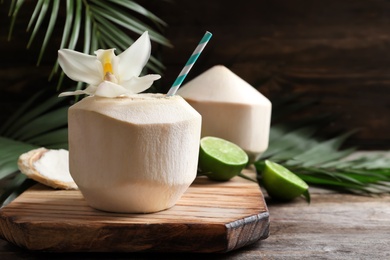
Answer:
[102,52,113,75]
[102,51,118,83]
[104,63,113,75]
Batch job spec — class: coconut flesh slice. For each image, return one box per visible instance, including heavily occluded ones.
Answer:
[177,65,272,162]
[68,93,201,213]
[18,148,78,190]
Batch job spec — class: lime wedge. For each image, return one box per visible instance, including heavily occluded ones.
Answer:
[199,136,249,181]
[262,160,310,202]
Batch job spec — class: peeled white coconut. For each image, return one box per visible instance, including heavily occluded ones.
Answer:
[18,148,77,190]
[68,93,201,213]
[177,65,272,162]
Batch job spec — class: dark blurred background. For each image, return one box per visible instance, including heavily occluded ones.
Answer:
[1,0,390,149]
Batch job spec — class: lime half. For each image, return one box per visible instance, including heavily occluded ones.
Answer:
[199,136,249,181]
[262,160,310,202]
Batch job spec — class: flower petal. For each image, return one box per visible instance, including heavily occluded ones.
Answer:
[118,31,151,80]
[121,74,161,94]
[58,49,103,86]
[94,81,130,97]
[58,85,97,97]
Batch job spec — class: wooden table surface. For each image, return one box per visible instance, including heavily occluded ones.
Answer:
[0,186,389,259]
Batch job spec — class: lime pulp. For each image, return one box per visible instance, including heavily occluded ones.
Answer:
[199,136,248,181]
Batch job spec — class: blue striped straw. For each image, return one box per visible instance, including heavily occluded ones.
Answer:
[167,31,212,96]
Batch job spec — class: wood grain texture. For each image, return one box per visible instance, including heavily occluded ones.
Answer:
[0,173,269,253]
[255,191,390,259]
[1,178,389,259]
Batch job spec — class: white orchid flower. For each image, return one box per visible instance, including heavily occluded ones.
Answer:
[58,31,161,98]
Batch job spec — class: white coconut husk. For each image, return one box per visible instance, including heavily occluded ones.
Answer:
[18,148,77,190]
[67,94,201,213]
[177,65,272,162]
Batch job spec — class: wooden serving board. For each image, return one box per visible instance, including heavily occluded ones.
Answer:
[0,171,269,253]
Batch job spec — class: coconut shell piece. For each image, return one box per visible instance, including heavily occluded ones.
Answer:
[18,148,77,190]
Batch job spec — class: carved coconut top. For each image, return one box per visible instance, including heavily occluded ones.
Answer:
[69,94,201,124]
[177,65,271,106]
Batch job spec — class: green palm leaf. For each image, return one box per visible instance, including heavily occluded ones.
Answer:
[6,0,171,90]
[255,98,390,195]
[0,137,37,178]
[0,90,71,205]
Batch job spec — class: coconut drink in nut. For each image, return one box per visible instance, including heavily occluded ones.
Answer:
[68,94,201,213]
[58,32,202,213]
